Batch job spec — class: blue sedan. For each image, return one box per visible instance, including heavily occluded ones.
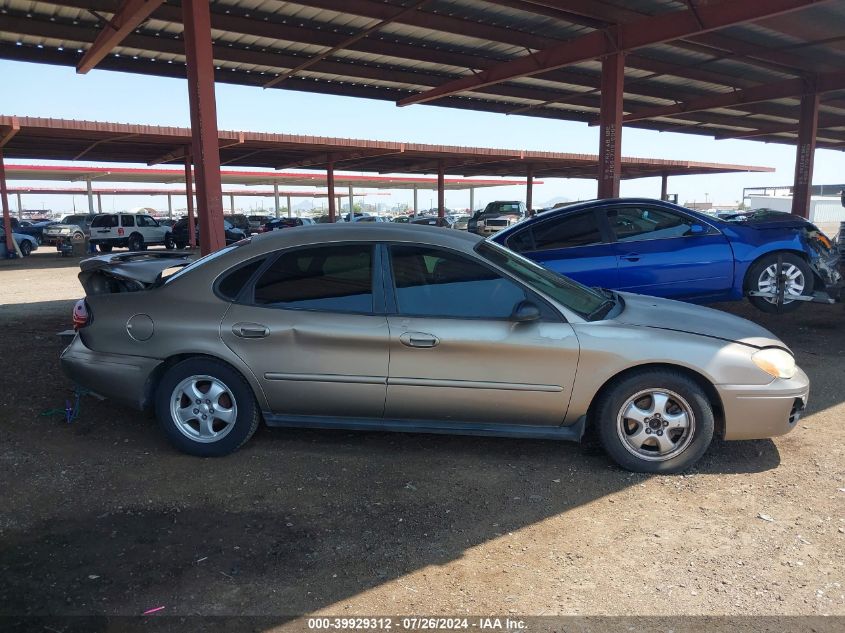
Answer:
[492,198,841,313]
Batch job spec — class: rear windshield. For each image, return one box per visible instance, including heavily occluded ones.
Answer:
[483,202,522,216]
[91,214,118,228]
[61,215,88,224]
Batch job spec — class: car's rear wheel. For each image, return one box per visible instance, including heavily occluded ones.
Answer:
[127,233,144,251]
[155,358,260,457]
[164,233,176,249]
[746,253,814,313]
[595,369,714,474]
[175,241,186,249]
[98,243,113,253]
[19,240,32,256]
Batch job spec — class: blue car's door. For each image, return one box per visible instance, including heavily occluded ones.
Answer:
[501,209,619,289]
[602,204,734,299]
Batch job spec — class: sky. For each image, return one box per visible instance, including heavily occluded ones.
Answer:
[1,59,843,215]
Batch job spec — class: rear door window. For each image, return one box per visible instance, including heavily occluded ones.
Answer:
[251,245,374,313]
[508,211,603,253]
[120,215,136,228]
[91,214,118,228]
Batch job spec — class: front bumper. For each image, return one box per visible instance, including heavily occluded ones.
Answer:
[60,334,162,410]
[716,367,810,440]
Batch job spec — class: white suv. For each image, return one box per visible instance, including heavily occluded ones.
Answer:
[90,213,174,252]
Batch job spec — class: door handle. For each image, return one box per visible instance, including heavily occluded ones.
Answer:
[620,253,640,262]
[399,332,439,348]
[232,322,269,339]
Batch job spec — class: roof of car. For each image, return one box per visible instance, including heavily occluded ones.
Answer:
[247,221,482,253]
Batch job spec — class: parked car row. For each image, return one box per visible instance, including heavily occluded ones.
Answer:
[0,226,38,256]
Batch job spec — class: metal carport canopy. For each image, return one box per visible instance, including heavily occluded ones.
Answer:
[0,116,771,181]
[1,0,844,149]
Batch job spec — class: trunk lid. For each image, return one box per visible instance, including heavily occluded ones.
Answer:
[78,251,193,295]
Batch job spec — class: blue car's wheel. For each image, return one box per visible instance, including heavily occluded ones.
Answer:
[746,253,814,314]
[19,240,32,256]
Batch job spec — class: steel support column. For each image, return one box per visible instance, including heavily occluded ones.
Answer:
[1,149,16,255]
[97,193,103,213]
[348,185,354,219]
[167,194,172,219]
[273,184,280,218]
[791,93,819,219]
[229,194,235,215]
[598,53,625,199]
[413,185,418,216]
[526,164,534,216]
[327,156,336,222]
[16,192,22,219]
[437,160,445,219]
[86,178,95,214]
[185,157,196,249]
[286,195,292,218]
[469,187,474,213]
[660,173,669,201]
[182,0,226,254]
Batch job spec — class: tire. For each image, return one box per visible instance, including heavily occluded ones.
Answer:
[595,369,714,474]
[19,240,32,256]
[164,233,176,249]
[73,232,84,242]
[175,241,186,250]
[36,236,42,245]
[745,253,814,314]
[127,233,144,251]
[155,358,260,457]
[98,243,113,253]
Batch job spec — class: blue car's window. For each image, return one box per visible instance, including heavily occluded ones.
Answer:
[253,245,374,313]
[390,245,526,319]
[608,207,699,242]
[507,211,602,253]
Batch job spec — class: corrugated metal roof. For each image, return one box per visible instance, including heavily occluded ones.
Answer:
[0,0,843,149]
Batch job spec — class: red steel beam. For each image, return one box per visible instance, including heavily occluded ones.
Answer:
[397,0,825,107]
[184,156,196,249]
[437,160,445,219]
[327,156,336,223]
[598,54,624,199]
[1,149,15,255]
[791,94,819,219]
[77,0,164,74]
[526,163,534,216]
[182,0,226,255]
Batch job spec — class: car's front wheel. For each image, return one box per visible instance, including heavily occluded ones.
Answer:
[164,233,176,249]
[155,358,260,457]
[19,240,32,256]
[595,369,714,474]
[746,253,814,313]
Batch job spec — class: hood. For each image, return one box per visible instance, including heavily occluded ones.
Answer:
[78,251,192,294]
[613,292,787,350]
[721,210,815,231]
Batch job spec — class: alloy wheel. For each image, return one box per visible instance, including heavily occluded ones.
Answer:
[169,375,238,443]
[757,263,805,305]
[616,389,696,462]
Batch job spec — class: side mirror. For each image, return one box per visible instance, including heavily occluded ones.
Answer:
[689,224,706,235]
[511,300,541,322]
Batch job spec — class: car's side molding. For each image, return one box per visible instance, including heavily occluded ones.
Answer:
[263,412,587,441]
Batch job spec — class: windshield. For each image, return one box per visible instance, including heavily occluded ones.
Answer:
[475,241,612,320]
[61,215,87,224]
[482,202,522,216]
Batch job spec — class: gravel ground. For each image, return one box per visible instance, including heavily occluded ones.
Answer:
[0,251,843,629]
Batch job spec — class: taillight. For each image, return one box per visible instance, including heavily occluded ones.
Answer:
[117,227,124,236]
[72,299,90,330]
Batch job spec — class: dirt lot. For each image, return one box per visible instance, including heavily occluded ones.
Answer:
[0,252,843,629]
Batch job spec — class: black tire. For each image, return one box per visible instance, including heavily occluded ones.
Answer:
[127,233,144,251]
[175,241,186,250]
[98,243,113,253]
[595,369,714,474]
[164,233,176,249]
[36,236,42,245]
[745,253,814,314]
[19,240,32,256]
[155,358,260,457]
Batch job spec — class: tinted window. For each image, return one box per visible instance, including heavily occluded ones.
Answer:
[390,245,525,319]
[532,212,602,250]
[91,215,117,228]
[253,245,374,313]
[137,215,158,227]
[218,258,265,301]
[62,216,87,225]
[608,207,696,242]
[121,215,135,227]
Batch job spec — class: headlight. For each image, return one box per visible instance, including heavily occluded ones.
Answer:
[752,348,796,379]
